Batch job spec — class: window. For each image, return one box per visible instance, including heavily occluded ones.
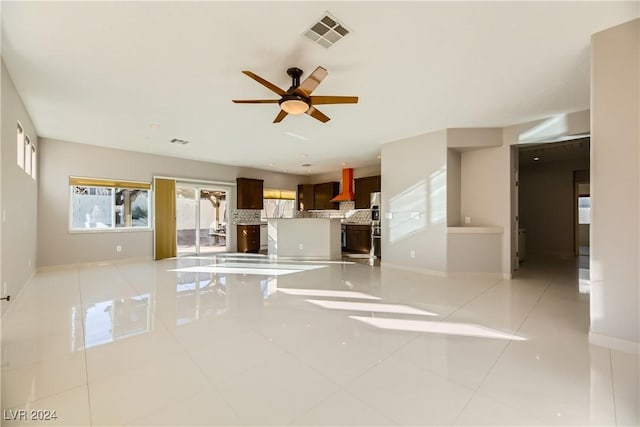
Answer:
[30,145,37,180]
[261,189,296,219]
[69,177,151,231]
[17,122,24,169]
[24,135,32,176]
[578,196,591,224]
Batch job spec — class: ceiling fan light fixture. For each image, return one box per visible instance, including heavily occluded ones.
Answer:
[280,98,309,115]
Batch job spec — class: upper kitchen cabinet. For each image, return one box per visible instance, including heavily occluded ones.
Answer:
[314,182,339,210]
[297,184,315,211]
[354,175,381,209]
[236,178,264,209]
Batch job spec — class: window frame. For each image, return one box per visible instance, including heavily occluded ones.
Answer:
[17,121,25,170]
[24,135,32,176]
[68,176,153,233]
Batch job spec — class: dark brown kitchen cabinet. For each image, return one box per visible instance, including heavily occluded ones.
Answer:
[237,224,260,253]
[236,178,263,209]
[297,184,315,211]
[314,181,339,210]
[345,224,371,253]
[354,175,381,209]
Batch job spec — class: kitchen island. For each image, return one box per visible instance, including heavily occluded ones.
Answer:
[267,218,342,260]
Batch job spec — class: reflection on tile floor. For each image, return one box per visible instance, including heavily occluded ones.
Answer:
[1,254,638,426]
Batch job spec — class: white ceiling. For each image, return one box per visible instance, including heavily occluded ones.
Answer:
[2,1,637,175]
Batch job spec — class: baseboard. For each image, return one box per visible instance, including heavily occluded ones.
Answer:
[445,271,506,280]
[589,331,640,354]
[380,262,447,277]
[37,256,154,272]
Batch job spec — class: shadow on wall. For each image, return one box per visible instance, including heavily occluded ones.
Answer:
[388,167,446,243]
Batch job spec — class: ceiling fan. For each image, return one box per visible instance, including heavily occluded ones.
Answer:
[232,66,358,123]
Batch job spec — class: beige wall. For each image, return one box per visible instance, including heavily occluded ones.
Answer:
[590,18,639,349]
[460,146,507,227]
[1,62,39,316]
[519,157,589,258]
[37,138,305,267]
[381,130,447,274]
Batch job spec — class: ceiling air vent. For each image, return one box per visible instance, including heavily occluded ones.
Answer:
[170,138,189,145]
[304,12,350,48]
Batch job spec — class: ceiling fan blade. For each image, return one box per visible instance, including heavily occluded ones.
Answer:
[295,66,328,97]
[309,96,359,105]
[242,71,286,96]
[273,109,288,123]
[306,106,330,123]
[232,99,280,104]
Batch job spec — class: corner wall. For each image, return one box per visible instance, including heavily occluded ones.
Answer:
[1,61,39,315]
[590,18,639,351]
[381,130,447,274]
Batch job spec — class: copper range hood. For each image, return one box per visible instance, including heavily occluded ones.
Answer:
[330,168,355,202]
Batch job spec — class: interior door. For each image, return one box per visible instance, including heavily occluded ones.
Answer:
[154,178,177,260]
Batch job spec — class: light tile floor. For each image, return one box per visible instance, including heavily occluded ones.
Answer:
[1,255,638,426]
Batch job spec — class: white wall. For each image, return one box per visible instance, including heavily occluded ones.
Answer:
[1,61,39,316]
[381,130,447,274]
[37,138,305,267]
[590,18,639,350]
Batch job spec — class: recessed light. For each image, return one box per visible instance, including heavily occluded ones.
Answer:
[301,154,309,158]
[150,123,160,129]
[533,157,540,161]
[341,162,347,166]
[268,163,274,167]
[283,170,288,173]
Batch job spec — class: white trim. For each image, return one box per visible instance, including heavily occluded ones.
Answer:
[380,261,447,277]
[589,331,640,354]
[445,271,505,279]
[37,256,155,273]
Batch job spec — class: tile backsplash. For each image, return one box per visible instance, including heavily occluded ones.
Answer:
[296,201,371,224]
[232,202,371,225]
[232,209,262,225]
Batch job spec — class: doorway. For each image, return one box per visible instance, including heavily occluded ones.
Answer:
[176,184,228,256]
[514,138,590,286]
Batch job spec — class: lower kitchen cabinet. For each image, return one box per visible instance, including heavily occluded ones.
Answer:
[344,224,371,253]
[237,224,260,253]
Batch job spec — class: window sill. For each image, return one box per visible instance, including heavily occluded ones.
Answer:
[69,227,153,234]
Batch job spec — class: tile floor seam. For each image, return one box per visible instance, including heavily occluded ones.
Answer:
[438,278,505,323]
[75,267,95,427]
[105,265,246,426]
[451,275,556,425]
[178,345,264,423]
[4,383,88,411]
[238,324,402,425]
[609,348,619,426]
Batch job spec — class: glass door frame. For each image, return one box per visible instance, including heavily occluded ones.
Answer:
[176,181,231,256]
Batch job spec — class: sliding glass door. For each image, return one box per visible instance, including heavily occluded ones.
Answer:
[176,184,228,256]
